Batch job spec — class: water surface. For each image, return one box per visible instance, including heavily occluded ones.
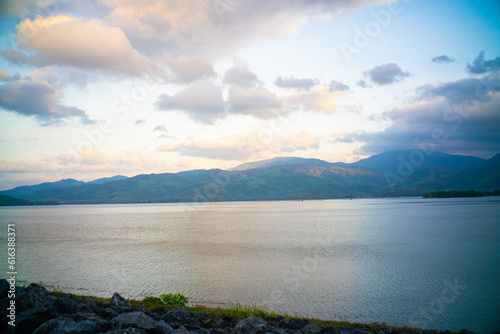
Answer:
[1,197,499,333]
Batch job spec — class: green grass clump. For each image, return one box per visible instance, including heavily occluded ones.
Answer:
[160,293,189,307]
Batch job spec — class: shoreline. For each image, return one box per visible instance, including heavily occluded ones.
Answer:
[1,280,483,334]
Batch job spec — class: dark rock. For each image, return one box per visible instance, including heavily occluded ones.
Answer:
[214,318,233,329]
[102,307,120,319]
[74,312,104,322]
[110,292,135,312]
[0,279,9,298]
[112,311,159,331]
[232,316,282,334]
[377,328,399,334]
[33,316,109,334]
[105,329,148,334]
[53,295,80,314]
[18,283,57,312]
[459,330,477,334]
[155,320,176,334]
[17,304,58,334]
[162,307,201,327]
[301,323,322,333]
[352,329,372,334]
[152,306,168,316]
[320,327,340,334]
[279,318,310,330]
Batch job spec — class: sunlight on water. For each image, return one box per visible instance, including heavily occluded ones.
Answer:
[1,197,499,333]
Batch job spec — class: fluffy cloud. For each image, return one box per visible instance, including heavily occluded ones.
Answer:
[223,64,260,88]
[156,81,225,124]
[0,70,93,125]
[364,63,411,85]
[4,15,153,76]
[284,84,345,113]
[339,71,500,157]
[466,51,500,75]
[0,69,18,81]
[329,80,350,92]
[431,55,454,64]
[100,0,393,58]
[154,125,167,132]
[166,55,216,83]
[274,76,318,91]
[159,131,323,160]
[228,86,283,119]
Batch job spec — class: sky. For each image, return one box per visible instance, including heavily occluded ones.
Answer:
[0,0,499,190]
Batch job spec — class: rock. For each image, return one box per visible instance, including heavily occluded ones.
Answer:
[105,328,148,334]
[162,307,202,327]
[18,283,57,312]
[352,329,372,334]
[459,330,477,334]
[153,306,168,316]
[53,295,81,314]
[102,307,120,319]
[110,292,135,312]
[33,316,109,334]
[232,316,280,334]
[156,320,176,334]
[16,304,58,334]
[112,311,160,331]
[320,327,340,334]
[279,318,310,330]
[301,323,322,333]
[0,279,9,298]
[214,318,233,329]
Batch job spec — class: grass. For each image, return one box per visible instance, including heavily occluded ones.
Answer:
[48,289,451,334]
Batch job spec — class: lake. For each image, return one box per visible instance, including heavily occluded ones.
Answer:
[1,197,499,333]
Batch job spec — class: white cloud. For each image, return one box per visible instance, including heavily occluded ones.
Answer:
[5,15,154,76]
[228,85,283,119]
[166,55,216,83]
[156,80,225,124]
[159,131,324,160]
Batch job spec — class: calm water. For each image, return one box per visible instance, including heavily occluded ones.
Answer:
[1,197,499,333]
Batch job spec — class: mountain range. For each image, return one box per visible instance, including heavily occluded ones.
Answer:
[1,150,498,204]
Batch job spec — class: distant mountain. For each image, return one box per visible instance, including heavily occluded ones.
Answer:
[87,175,128,185]
[1,152,498,204]
[0,194,59,206]
[0,175,128,200]
[351,150,486,173]
[0,178,85,200]
[0,194,34,206]
[229,157,331,171]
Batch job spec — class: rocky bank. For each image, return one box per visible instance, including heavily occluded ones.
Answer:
[0,280,482,334]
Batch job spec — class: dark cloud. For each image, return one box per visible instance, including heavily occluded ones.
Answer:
[0,78,93,125]
[431,55,454,64]
[364,63,411,85]
[274,76,318,91]
[155,81,225,124]
[466,51,500,74]
[329,80,350,92]
[338,73,500,158]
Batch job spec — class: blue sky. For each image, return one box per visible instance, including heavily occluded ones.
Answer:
[0,0,499,190]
